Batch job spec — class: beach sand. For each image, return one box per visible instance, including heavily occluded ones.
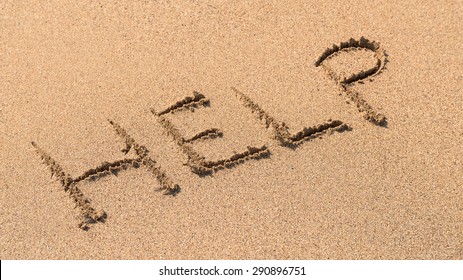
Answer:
[1,0,462,259]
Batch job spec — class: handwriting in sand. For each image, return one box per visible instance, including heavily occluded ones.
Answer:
[32,37,388,230]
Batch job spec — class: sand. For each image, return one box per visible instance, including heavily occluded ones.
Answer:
[1,0,462,259]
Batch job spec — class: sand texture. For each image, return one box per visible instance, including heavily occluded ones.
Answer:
[1,0,462,259]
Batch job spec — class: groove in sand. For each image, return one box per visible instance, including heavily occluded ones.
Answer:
[31,120,180,230]
[231,87,351,148]
[31,141,106,230]
[183,128,224,143]
[152,99,271,175]
[156,91,209,116]
[315,36,388,126]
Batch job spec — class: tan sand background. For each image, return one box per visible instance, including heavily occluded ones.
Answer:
[1,0,462,259]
